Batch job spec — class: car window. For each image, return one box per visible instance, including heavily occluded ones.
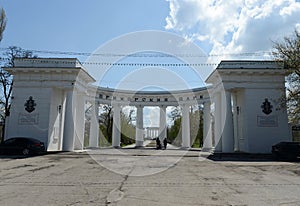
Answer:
[4,138,16,145]
[29,139,40,144]
[16,138,32,146]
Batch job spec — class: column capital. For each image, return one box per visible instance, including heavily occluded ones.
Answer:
[112,102,122,108]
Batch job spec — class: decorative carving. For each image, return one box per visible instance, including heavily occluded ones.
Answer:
[24,96,36,113]
[261,98,273,115]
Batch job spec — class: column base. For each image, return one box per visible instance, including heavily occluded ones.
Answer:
[112,146,121,149]
[201,147,213,152]
[180,147,190,150]
[135,140,144,147]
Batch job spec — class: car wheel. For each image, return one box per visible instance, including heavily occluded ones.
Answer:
[22,148,30,156]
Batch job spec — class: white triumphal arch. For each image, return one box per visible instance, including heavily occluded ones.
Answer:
[4,58,291,153]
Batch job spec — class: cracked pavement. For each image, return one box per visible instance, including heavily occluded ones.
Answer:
[0,149,299,205]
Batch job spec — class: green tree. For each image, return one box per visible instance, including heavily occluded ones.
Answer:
[167,116,182,146]
[273,29,300,124]
[167,106,203,148]
[190,109,203,148]
[99,105,113,143]
[167,106,182,146]
[120,111,136,146]
[98,105,137,147]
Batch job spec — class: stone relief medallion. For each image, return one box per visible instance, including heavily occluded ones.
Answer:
[261,98,273,115]
[24,96,36,113]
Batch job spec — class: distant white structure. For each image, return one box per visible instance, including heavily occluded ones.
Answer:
[4,58,291,153]
[146,127,159,139]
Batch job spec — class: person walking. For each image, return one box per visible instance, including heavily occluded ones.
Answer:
[163,138,167,149]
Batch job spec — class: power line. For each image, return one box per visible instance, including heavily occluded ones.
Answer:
[0,47,273,58]
[1,57,277,68]
[0,57,218,66]
[82,62,219,67]
[0,47,275,68]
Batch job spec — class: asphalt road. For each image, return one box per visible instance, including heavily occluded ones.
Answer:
[0,149,299,206]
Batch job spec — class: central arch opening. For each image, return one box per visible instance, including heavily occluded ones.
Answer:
[85,87,208,149]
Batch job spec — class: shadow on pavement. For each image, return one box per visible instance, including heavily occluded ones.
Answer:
[0,151,64,159]
[207,152,300,162]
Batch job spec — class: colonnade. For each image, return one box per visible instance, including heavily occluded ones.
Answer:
[88,102,217,150]
[109,105,169,148]
[209,90,236,153]
[146,127,159,139]
[84,87,258,153]
[85,89,239,152]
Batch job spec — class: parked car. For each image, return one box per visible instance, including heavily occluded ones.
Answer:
[272,142,300,160]
[0,137,46,156]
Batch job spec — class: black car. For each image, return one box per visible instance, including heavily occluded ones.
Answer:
[0,137,46,156]
[272,142,300,160]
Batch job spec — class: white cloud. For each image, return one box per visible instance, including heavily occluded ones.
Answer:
[144,107,160,127]
[165,0,300,59]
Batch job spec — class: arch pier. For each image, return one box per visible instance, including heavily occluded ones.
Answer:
[4,58,291,153]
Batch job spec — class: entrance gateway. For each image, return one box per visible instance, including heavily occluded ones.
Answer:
[4,58,291,153]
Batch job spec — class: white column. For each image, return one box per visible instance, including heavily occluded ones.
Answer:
[202,102,212,151]
[74,93,85,150]
[112,104,121,148]
[159,106,167,142]
[89,103,99,147]
[232,92,239,151]
[135,105,144,147]
[214,92,222,152]
[63,90,76,151]
[222,90,234,152]
[181,104,190,148]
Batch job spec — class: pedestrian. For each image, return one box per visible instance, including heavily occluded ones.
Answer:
[156,137,161,149]
[163,138,167,149]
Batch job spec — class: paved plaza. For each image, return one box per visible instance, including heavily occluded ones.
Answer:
[0,149,300,206]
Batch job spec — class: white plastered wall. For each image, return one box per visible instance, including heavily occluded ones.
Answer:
[5,87,52,148]
[47,89,66,151]
[242,88,291,153]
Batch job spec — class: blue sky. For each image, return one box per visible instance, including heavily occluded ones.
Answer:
[1,0,300,127]
[1,0,300,57]
[0,0,169,55]
[1,0,300,88]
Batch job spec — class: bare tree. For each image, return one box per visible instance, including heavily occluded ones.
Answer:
[0,46,36,118]
[273,29,300,124]
[0,47,36,142]
[0,8,6,42]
